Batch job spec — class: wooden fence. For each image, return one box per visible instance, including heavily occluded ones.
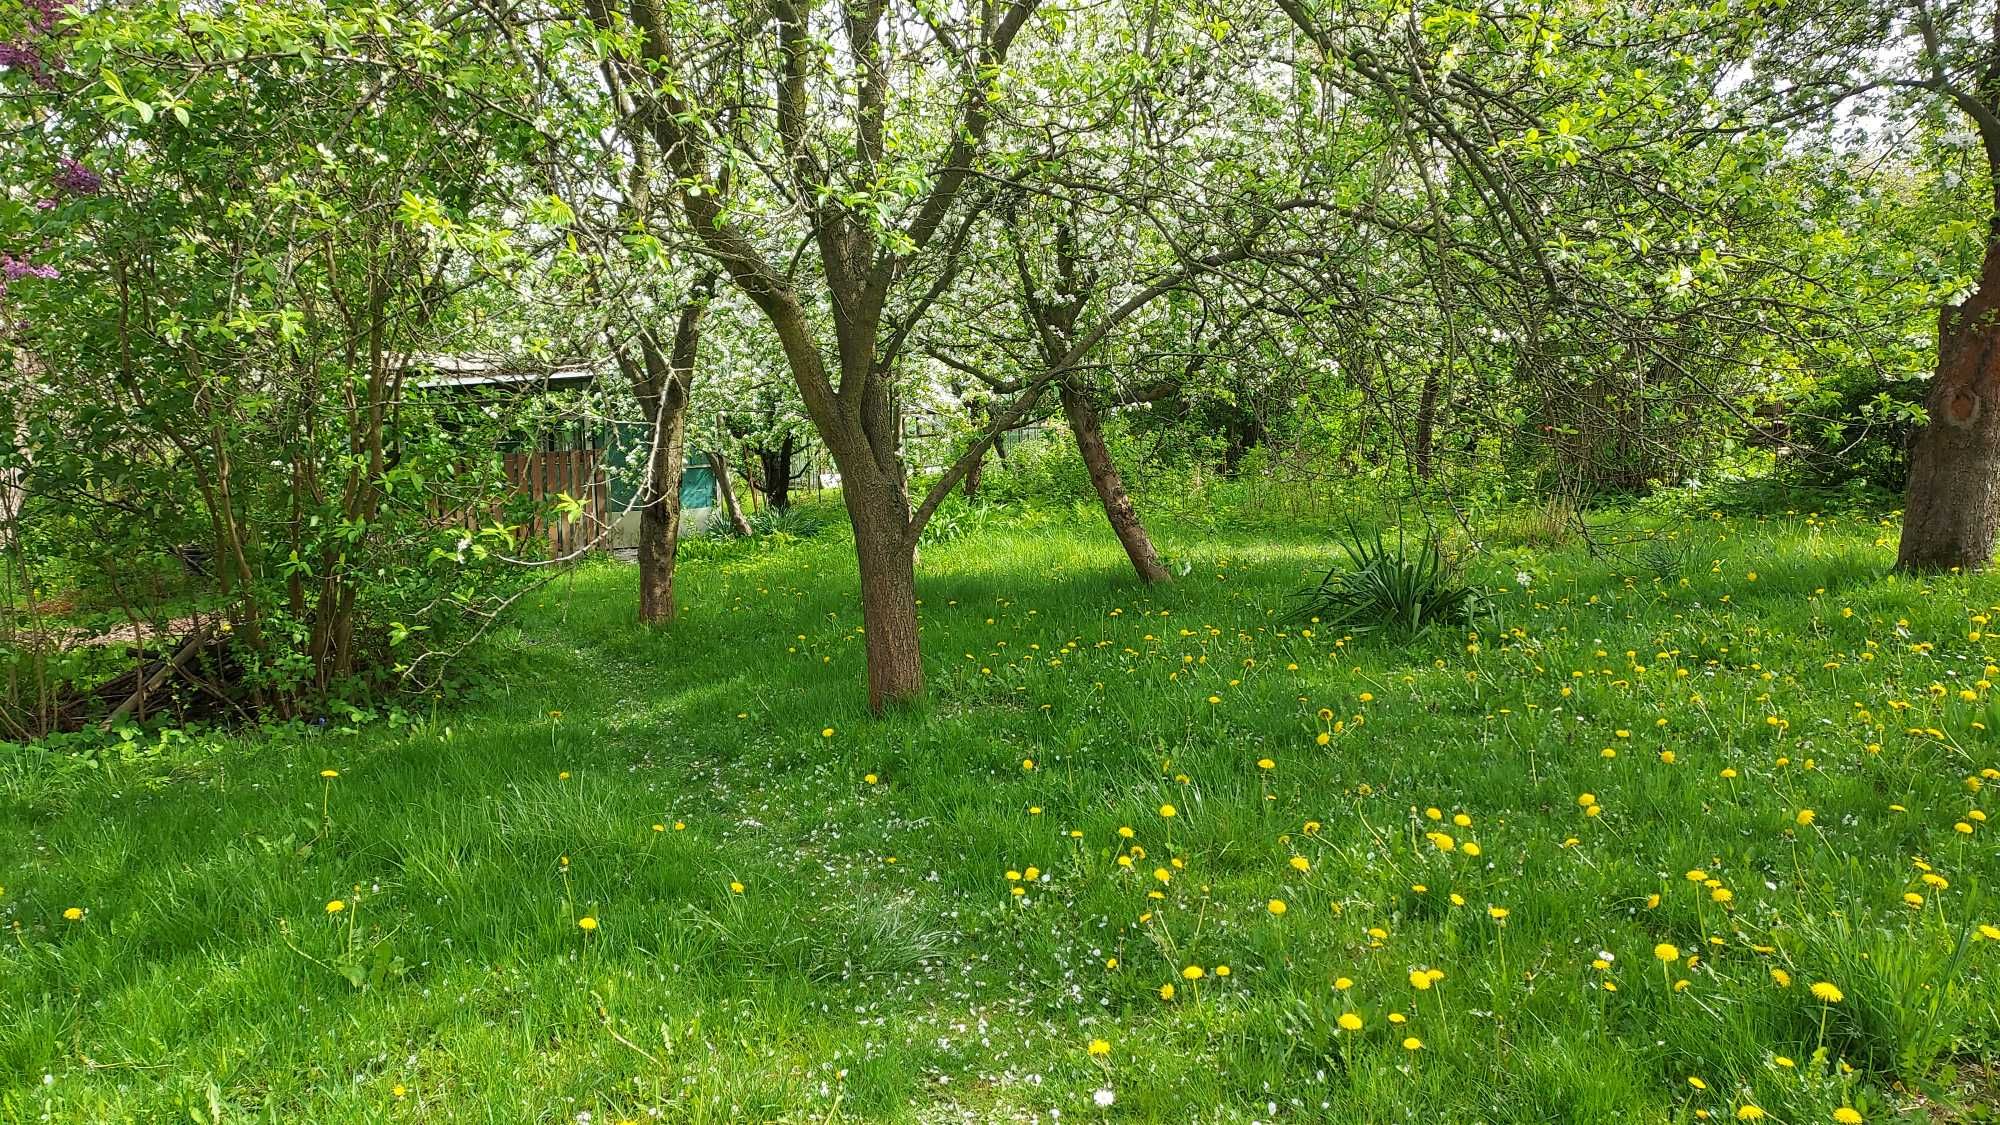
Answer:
[441,449,611,559]
[507,449,609,558]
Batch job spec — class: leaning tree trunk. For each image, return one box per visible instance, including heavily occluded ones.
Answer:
[1059,381,1171,584]
[1898,240,2000,573]
[708,448,754,536]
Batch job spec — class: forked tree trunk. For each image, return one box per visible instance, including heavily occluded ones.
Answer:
[1059,380,1170,583]
[1899,240,2000,573]
[756,435,795,510]
[708,448,754,536]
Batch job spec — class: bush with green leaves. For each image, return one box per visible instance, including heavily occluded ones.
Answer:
[1785,370,1928,492]
[0,0,547,735]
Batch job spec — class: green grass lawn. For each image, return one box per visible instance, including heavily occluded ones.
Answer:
[4,499,1999,1122]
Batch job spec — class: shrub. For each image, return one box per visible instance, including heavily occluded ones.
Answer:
[1290,526,1489,637]
[1786,372,1927,492]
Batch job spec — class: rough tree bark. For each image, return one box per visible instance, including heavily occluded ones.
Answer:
[962,401,992,499]
[1888,6,2000,571]
[1898,238,2000,572]
[963,451,984,499]
[1059,380,1170,583]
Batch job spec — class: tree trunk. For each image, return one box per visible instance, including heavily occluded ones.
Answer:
[637,454,688,621]
[616,281,712,625]
[1412,366,1441,480]
[756,434,795,510]
[963,450,984,499]
[846,487,925,710]
[1059,381,1170,583]
[636,392,690,624]
[1899,242,2000,572]
[708,448,754,536]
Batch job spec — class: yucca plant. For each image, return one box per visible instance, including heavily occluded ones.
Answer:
[1290,525,1489,636]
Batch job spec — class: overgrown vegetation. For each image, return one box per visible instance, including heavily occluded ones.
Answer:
[6,495,1998,1121]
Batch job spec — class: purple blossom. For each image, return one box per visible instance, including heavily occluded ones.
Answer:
[53,157,100,195]
[0,40,41,73]
[0,253,59,301]
[1,254,59,282]
[0,40,55,87]
[24,0,62,33]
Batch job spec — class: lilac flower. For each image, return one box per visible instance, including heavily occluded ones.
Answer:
[0,40,55,87]
[53,157,100,195]
[0,252,59,300]
[0,41,41,74]
[24,0,63,33]
[0,254,60,282]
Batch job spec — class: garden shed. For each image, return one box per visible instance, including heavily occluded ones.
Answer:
[419,357,721,553]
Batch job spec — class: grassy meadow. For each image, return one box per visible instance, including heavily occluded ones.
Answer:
[4,495,2000,1122]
